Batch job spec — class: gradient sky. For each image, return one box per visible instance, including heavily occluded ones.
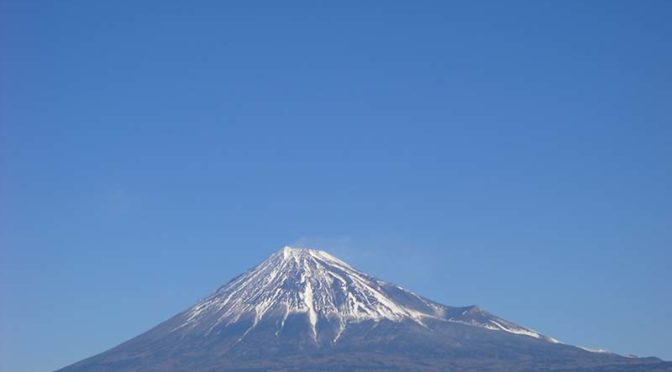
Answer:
[2,1,671,371]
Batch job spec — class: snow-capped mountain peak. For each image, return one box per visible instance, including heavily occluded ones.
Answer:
[60,246,668,371]
[175,247,435,338]
[172,246,553,344]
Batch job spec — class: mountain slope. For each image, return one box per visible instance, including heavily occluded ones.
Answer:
[58,247,670,371]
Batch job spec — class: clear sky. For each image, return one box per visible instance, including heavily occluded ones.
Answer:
[2,1,671,371]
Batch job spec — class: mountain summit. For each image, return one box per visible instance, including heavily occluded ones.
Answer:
[59,247,670,371]
[173,246,555,344]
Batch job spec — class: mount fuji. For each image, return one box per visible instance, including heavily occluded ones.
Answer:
[58,247,670,371]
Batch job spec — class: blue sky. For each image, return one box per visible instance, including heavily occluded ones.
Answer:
[2,1,671,371]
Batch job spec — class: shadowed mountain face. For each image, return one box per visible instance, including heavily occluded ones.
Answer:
[58,247,670,371]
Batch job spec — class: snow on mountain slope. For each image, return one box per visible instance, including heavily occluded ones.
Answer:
[58,246,670,372]
[172,246,556,343]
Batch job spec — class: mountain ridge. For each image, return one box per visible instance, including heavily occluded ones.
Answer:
[172,246,557,345]
[57,246,671,371]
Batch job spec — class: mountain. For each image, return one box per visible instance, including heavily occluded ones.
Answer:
[58,247,670,371]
